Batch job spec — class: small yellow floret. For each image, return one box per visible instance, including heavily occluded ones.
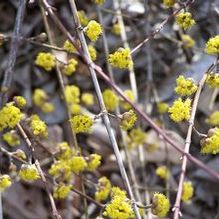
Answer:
[156,166,170,180]
[175,75,197,96]
[35,52,56,71]
[33,89,48,107]
[111,187,127,199]
[3,131,20,147]
[30,115,48,137]
[163,0,175,7]
[57,142,72,160]
[152,193,170,217]
[120,110,137,131]
[205,35,219,55]
[0,175,12,192]
[95,177,111,201]
[157,102,169,114]
[19,164,40,181]
[81,93,94,106]
[103,89,119,112]
[70,103,81,115]
[88,45,97,61]
[206,73,219,88]
[63,58,78,76]
[206,111,219,126]
[108,48,133,69]
[181,181,194,202]
[64,85,80,104]
[182,34,195,48]
[69,156,87,174]
[63,40,76,53]
[53,183,72,199]
[168,98,191,122]
[120,90,135,110]
[85,20,102,42]
[70,114,93,133]
[94,0,104,5]
[176,12,196,30]
[112,23,121,35]
[86,154,101,171]
[78,10,89,27]
[14,96,26,108]
[41,102,55,113]
[129,128,146,145]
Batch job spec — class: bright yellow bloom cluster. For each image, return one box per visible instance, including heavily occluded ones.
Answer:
[163,0,175,8]
[86,153,101,171]
[94,0,104,5]
[70,114,93,133]
[175,75,197,96]
[88,45,97,61]
[152,193,170,217]
[108,48,133,69]
[85,20,102,42]
[129,128,146,146]
[176,12,196,30]
[205,35,219,55]
[95,177,112,201]
[181,181,194,202]
[19,164,40,181]
[0,104,23,131]
[30,115,48,137]
[35,52,56,71]
[110,187,127,199]
[69,156,87,174]
[14,96,27,108]
[156,166,170,180]
[57,142,72,160]
[81,93,94,106]
[112,23,121,35]
[103,89,119,112]
[206,73,219,88]
[78,10,89,27]
[120,110,137,131]
[63,58,78,76]
[206,111,219,125]
[3,131,20,147]
[64,85,80,104]
[33,89,54,113]
[120,90,135,110]
[0,175,12,192]
[200,127,219,154]
[70,104,81,115]
[157,102,169,114]
[168,98,191,122]
[63,40,76,53]
[182,34,195,48]
[53,183,72,199]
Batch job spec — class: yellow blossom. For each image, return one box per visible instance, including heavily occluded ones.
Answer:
[182,34,195,48]
[33,89,48,107]
[13,96,26,108]
[108,48,133,69]
[70,114,93,133]
[111,187,127,200]
[168,98,191,122]
[70,103,81,115]
[69,156,87,174]
[175,75,197,96]
[88,45,97,61]
[152,193,170,217]
[206,111,219,125]
[35,52,56,71]
[129,128,146,145]
[19,164,40,181]
[57,142,72,160]
[182,181,194,202]
[0,175,12,192]
[64,85,80,104]
[86,153,101,171]
[112,23,121,35]
[78,10,89,27]
[206,73,219,88]
[41,102,55,113]
[156,166,170,180]
[163,0,175,7]
[120,90,135,110]
[94,0,104,5]
[176,12,196,30]
[63,58,78,76]
[205,35,219,55]
[14,149,26,160]
[81,93,94,106]
[3,131,20,147]
[30,115,48,137]
[53,183,72,199]
[120,110,137,131]
[103,89,119,112]
[95,177,111,201]
[85,20,102,42]
[157,102,169,114]
[63,40,76,53]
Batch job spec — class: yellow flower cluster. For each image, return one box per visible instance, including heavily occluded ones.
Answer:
[120,90,135,110]
[0,175,12,192]
[206,111,219,125]
[70,114,93,133]
[14,96,27,108]
[63,40,76,53]
[81,93,94,106]
[78,10,89,27]
[175,75,197,96]
[95,177,112,201]
[205,35,219,55]
[0,104,23,131]
[120,110,137,131]
[176,12,196,30]
[3,131,20,147]
[53,183,72,199]
[88,45,97,61]
[206,73,219,88]
[129,128,146,146]
[64,85,80,104]
[163,0,175,8]
[110,187,127,199]
[112,23,121,35]
[63,58,78,76]
[152,193,170,217]
[156,166,170,180]
[103,89,119,112]
[86,153,101,171]
[69,156,87,174]
[157,102,169,114]
[181,181,194,202]
[200,127,219,154]
[35,52,56,71]
[19,164,40,181]
[33,89,54,113]
[168,98,191,122]
[15,149,26,160]
[182,34,195,48]
[85,20,102,42]
[108,48,133,69]
[30,115,48,137]
[94,0,104,5]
